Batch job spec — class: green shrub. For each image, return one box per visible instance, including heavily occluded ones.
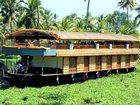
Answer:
[0,62,140,105]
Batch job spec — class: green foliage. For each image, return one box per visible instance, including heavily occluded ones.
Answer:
[17,0,41,28]
[0,0,139,41]
[1,65,140,104]
[135,6,140,25]
[118,0,137,20]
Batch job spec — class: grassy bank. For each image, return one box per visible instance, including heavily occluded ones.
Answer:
[0,70,140,104]
[0,60,140,105]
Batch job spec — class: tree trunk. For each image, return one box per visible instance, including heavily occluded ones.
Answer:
[85,0,90,31]
[37,0,40,29]
[9,17,13,32]
[127,6,129,20]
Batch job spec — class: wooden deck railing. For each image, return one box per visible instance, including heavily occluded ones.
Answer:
[113,45,125,48]
[100,45,108,48]
[9,43,138,49]
[74,44,95,49]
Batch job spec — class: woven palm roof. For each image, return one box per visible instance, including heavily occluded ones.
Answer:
[6,29,60,40]
[6,29,139,42]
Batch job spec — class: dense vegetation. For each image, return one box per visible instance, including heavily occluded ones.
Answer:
[0,0,140,104]
[0,61,140,105]
[0,0,140,38]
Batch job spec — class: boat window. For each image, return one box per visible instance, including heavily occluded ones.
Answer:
[69,57,77,72]
[95,56,102,70]
[117,55,121,67]
[84,56,89,71]
[107,56,112,69]
[125,55,130,67]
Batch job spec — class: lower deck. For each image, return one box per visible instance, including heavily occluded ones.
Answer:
[63,55,137,73]
[5,54,138,75]
[3,67,135,87]
[19,54,137,75]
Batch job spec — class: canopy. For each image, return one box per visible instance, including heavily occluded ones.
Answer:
[6,29,60,40]
[5,29,139,42]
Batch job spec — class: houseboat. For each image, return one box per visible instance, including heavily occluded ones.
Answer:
[2,29,140,86]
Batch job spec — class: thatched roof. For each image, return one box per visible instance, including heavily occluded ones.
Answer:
[6,29,60,40]
[6,29,139,42]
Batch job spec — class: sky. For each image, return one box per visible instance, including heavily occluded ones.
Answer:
[41,0,140,19]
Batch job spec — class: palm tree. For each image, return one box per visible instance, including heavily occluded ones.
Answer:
[118,0,137,20]
[54,18,74,31]
[40,9,58,30]
[135,6,140,25]
[65,13,82,31]
[105,10,138,34]
[0,0,22,32]
[94,15,107,33]
[119,21,138,34]
[84,0,91,31]
[0,32,6,45]
[17,0,41,28]
[66,13,78,21]
[74,19,84,31]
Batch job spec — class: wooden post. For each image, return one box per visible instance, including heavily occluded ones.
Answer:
[5,55,7,67]
[112,55,117,69]
[77,57,84,72]
[63,57,69,73]
[107,70,110,75]
[56,75,59,84]
[89,56,95,71]
[102,56,107,70]
[96,71,99,78]
[121,55,125,68]
[116,69,119,74]
[41,57,44,75]
[56,57,59,74]
[85,72,88,79]
[126,68,129,72]
[71,74,74,81]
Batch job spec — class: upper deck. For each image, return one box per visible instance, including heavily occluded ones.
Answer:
[2,29,140,56]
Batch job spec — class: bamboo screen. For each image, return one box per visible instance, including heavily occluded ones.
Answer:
[77,57,84,72]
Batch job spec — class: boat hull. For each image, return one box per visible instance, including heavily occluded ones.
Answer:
[2,67,135,87]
